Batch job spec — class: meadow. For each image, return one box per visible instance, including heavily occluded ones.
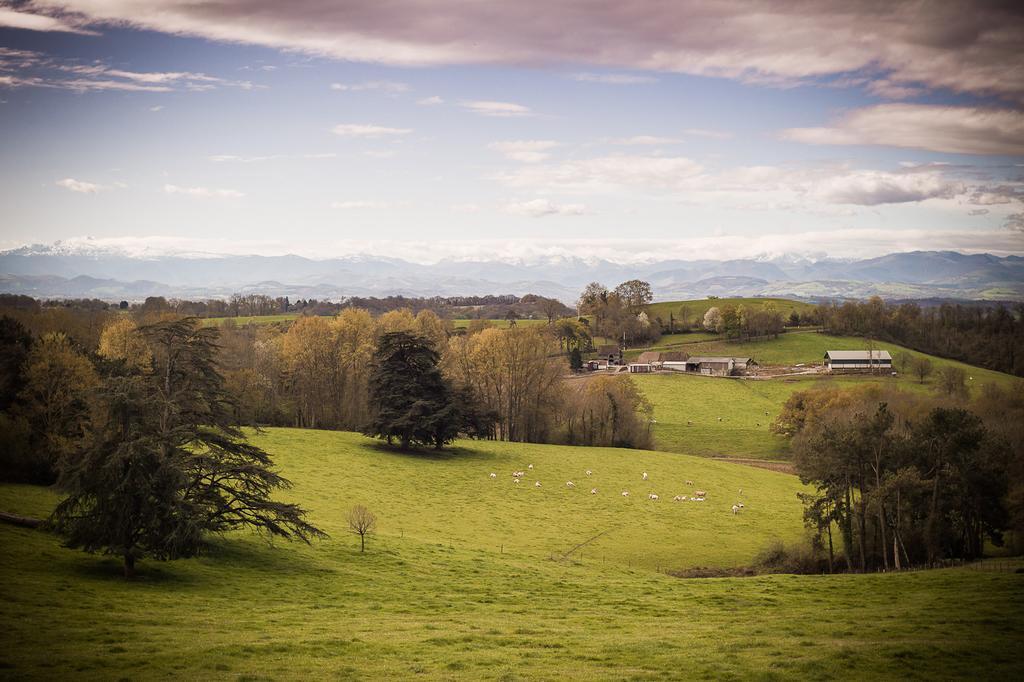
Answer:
[2,429,1022,679]
[630,331,1020,460]
[646,297,818,326]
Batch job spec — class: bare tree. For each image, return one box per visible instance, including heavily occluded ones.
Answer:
[347,505,377,553]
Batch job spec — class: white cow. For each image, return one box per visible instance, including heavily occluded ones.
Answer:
[566,481,575,488]
[586,470,592,476]
[649,493,659,501]
[642,472,649,480]
[513,478,521,484]
[528,464,534,470]
[686,480,694,486]
[535,481,542,488]
[732,504,740,514]
[590,488,598,495]
[673,495,687,502]
[622,491,630,497]
[489,473,497,478]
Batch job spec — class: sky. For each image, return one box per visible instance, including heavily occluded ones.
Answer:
[0,0,1023,264]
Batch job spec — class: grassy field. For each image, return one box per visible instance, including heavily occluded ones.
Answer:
[202,313,301,326]
[647,297,818,326]
[451,318,549,329]
[2,429,1022,679]
[630,332,1021,459]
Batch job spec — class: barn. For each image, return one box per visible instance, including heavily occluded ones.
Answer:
[824,350,893,372]
[683,356,753,376]
[628,363,653,373]
[594,344,623,365]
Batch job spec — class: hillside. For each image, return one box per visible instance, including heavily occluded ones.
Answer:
[631,332,1021,459]
[1,429,1021,679]
[645,297,818,326]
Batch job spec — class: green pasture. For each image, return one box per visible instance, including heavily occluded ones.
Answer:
[202,313,301,327]
[647,297,818,325]
[2,429,1022,679]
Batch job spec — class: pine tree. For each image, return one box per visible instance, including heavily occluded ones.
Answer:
[364,331,462,450]
[50,318,325,577]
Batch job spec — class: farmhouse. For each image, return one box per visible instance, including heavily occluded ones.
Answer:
[683,356,754,376]
[594,344,623,365]
[628,363,653,373]
[824,350,893,372]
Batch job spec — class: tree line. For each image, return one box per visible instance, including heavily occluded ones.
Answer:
[772,381,1023,571]
[817,297,1024,377]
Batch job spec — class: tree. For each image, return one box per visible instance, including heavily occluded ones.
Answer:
[49,318,325,578]
[612,280,653,312]
[569,347,583,371]
[935,365,969,400]
[347,505,377,553]
[539,297,564,324]
[912,356,933,384]
[896,351,913,373]
[98,317,152,371]
[0,315,32,411]
[364,331,460,450]
[703,306,722,333]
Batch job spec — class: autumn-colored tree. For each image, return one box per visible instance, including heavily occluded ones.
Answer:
[98,316,152,371]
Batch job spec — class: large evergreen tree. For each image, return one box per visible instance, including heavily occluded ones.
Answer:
[364,331,462,450]
[50,318,325,577]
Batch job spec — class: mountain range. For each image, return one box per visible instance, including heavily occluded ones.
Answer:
[1,244,1022,303]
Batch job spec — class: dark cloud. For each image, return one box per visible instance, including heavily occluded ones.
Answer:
[18,1,1024,100]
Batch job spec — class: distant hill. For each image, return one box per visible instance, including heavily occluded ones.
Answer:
[1,244,1021,303]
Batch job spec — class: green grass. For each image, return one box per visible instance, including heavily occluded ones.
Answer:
[631,332,1021,459]
[2,429,1022,679]
[647,297,818,325]
[451,318,550,329]
[202,313,301,326]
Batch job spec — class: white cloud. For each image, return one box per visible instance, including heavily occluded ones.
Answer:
[502,199,588,217]
[607,135,684,145]
[461,100,533,117]
[488,140,560,163]
[362,150,397,159]
[682,128,734,139]
[813,170,963,206]
[56,177,104,193]
[783,104,1024,156]
[416,95,443,105]
[331,123,413,138]
[164,184,244,198]
[330,80,408,92]
[0,7,96,34]
[208,152,336,163]
[497,155,704,193]
[570,72,657,84]
[149,105,163,111]
[330,200,387,209]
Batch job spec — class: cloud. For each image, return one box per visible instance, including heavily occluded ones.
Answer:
[488,140,559,163]
[502,199,587,217]
[570,72,657,84]
[361,150,397,159]
[497,155,704,193]
[450,203,481,213]
[607,135,684,145]
[56,177,104,193]
[682,128,734,140]
[330,200,387,209]
[0,6,97,34]
[461,100,533,117]
[416,95,443,105]
[208,152,337,163]
[28,1,1024,100]
[0,46,256,93]
[164,184,244,198]
[330,80,408,92]
[331,123,412,138]
[968,208,989,216]
[813,170,963,205]
[1006,213,1024,233]
[149,105,163,111]
[783,104,1024,156]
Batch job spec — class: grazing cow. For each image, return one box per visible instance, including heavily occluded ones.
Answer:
[672,495,685,502]
[590,488,598,495]
[695,490,707,498]
[535,481,542,488]
[687,420,692,426]
[732,504,740,514]
[489,473,497,479]
[738,503,744,509]
[686,480,694,486]
[566,481,575,488]
[622,491,630,497]
[513,478,521,484]
[649,493,659,501]
[693,497,705,502]
[528,464,534,470]
[586,470,592,476]
[642,472,649,480]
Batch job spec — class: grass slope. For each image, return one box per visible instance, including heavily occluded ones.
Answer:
[633,332,1020,459]
[647,297,817,325]
[2,429,1022,679]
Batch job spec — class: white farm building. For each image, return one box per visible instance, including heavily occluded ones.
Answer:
[824,350,893,373]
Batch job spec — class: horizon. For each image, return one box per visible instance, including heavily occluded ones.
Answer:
[1,1,1023,263]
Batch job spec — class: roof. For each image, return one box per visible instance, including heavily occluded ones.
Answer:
[688,356,751,364]
[660,351,689,362]
[825,350,893,361]
[636,351,661,364]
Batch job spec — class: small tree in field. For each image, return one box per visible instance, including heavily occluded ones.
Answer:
[569,347,583,371]
[912,356,933,384]
[347,505,376,552]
